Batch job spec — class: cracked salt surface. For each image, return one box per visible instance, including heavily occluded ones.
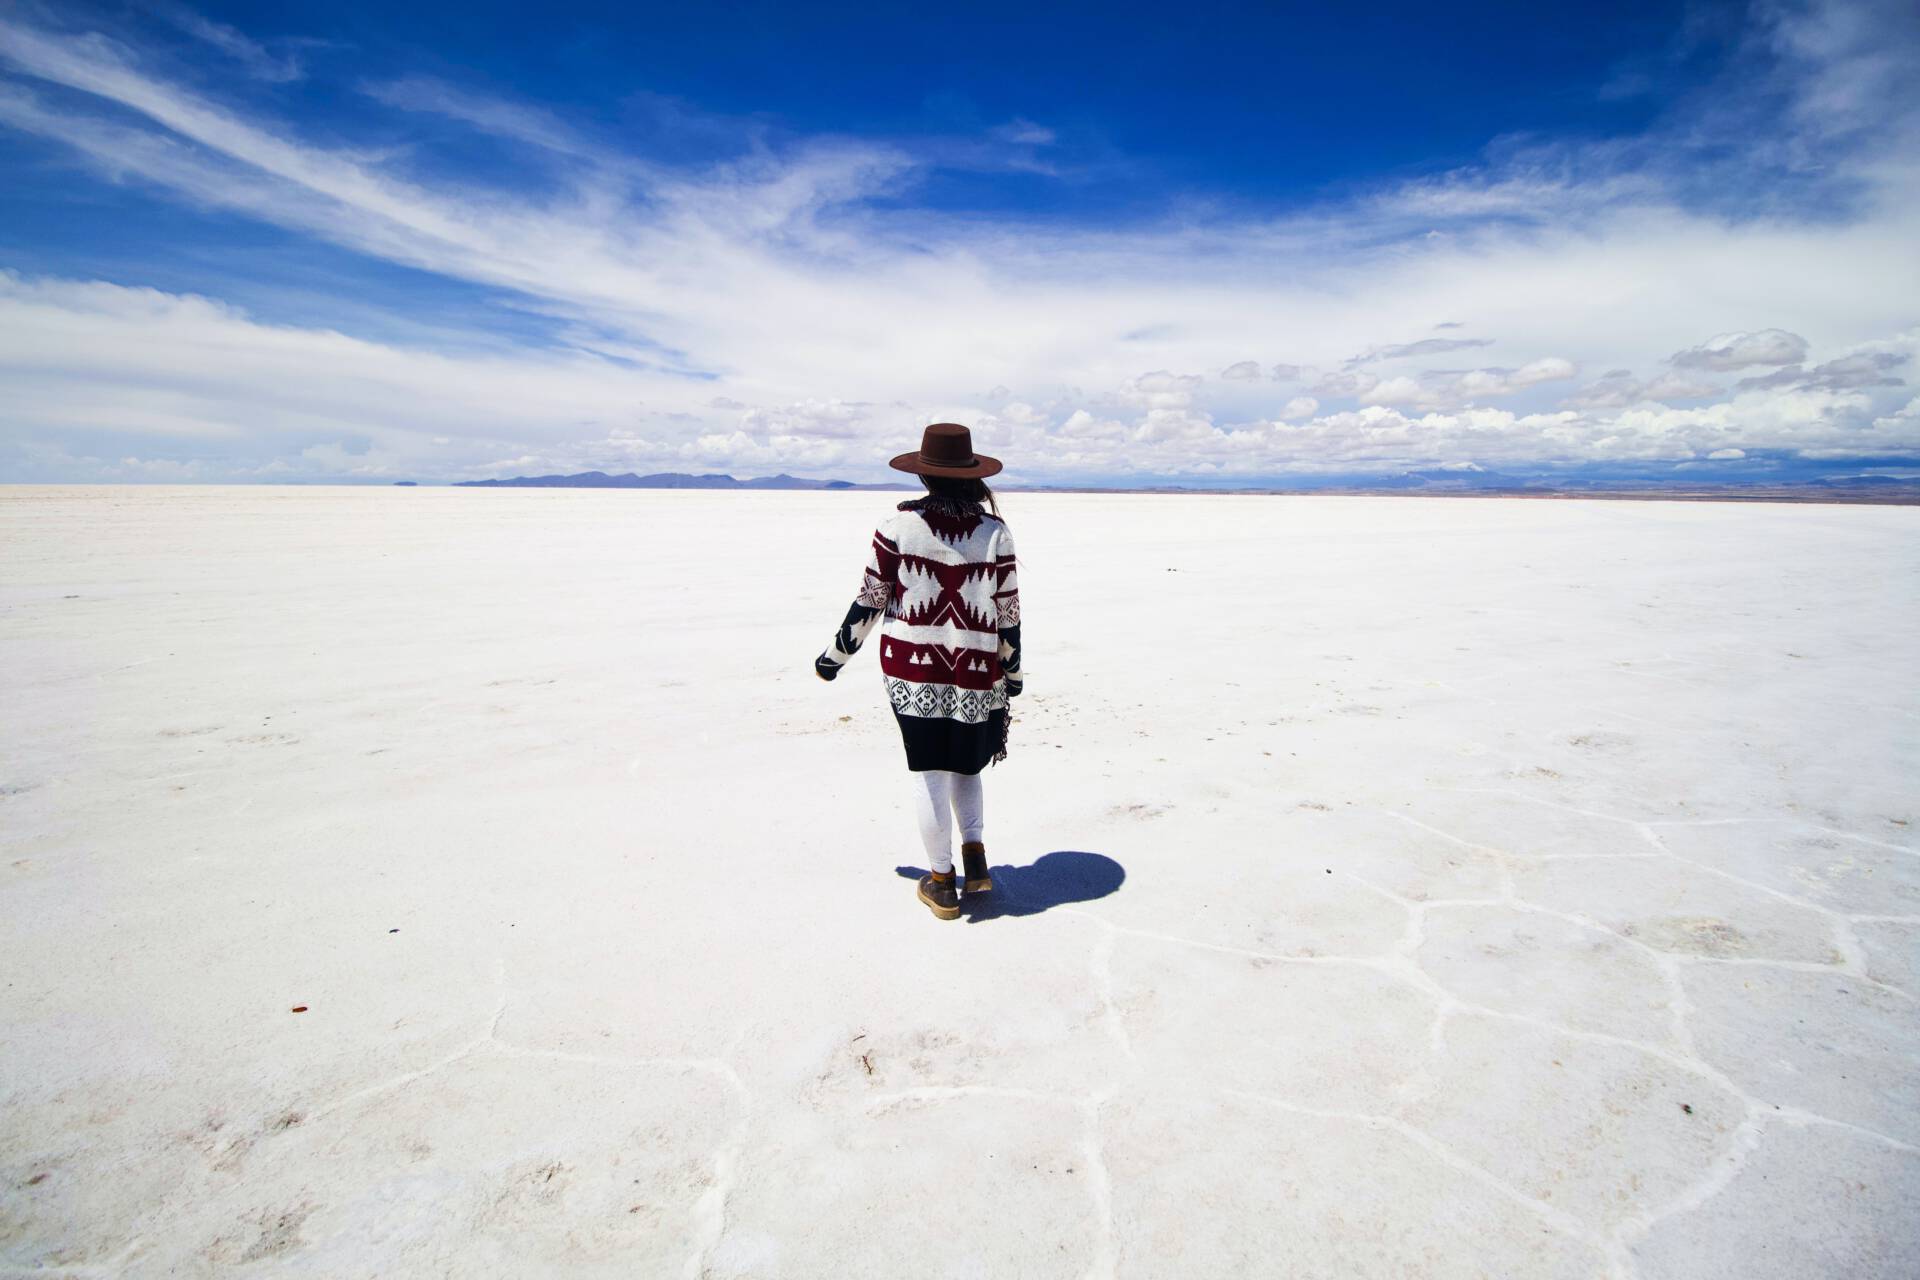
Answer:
[1,487,1916,1277]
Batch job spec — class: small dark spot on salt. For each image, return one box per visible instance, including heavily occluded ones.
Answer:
[25,1172,48,1186]
[388,928,399,934]
[1681,1103,1693,1114]
[290,1005,307,1013]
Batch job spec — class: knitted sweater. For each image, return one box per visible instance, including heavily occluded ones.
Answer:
[816,495,1023,766]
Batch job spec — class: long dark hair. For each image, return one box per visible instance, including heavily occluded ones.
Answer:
[921,472,1001,519]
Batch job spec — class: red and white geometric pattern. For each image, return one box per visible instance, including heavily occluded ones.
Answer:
[844,499,1020,722]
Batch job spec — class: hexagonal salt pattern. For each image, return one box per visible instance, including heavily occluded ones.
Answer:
[1107,932,1436,1111]
[7,490,1918,1277]
[1416,903,1680,1045]
[1680,965,1920,1147]
[709,1092,1100,1277]
[1400,1015,1746,1230]
[1102,1092,1608,1278]
[20,1048,741,1276]
[1855,920,1920,997]
[1651,822,1920,918]
[1510,855,1843,963]
[1634,1121,1920,1279]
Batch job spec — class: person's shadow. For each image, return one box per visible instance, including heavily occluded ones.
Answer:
[893,851,1125,922]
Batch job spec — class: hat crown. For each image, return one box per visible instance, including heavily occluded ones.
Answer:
[919,423,975,466]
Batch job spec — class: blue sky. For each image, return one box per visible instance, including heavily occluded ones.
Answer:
[0,0,1916,485]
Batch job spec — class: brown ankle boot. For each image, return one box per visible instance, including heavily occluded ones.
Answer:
[917,868,960,920]
[960,842,992,895]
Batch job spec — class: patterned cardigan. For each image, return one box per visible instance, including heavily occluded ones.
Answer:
[815,496,1023,723]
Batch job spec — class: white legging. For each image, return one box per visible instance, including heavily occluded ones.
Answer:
[913,769,985,874]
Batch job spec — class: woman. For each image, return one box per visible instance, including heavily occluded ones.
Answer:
[814,423,1023,921]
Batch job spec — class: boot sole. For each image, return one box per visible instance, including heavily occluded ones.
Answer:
[963,877,993,894]
[918,885,961,920]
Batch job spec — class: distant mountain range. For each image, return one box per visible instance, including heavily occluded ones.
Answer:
[441,460,1919,503]
[455,470,909,490]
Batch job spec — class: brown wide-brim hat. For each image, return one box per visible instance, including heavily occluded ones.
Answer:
[889,422,1003,479]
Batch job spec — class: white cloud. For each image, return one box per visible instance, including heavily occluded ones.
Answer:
[737,398,878,439]
[1643,371,1721,400]
[1359,357,1579,410]
[1346,336,1496,365]
[1732,348,1908,392]
[1119,371,1205,411]
[989,118,1056,146]
[0,3,1917,482]
[1669,329,1811,370]
[155,4,305,83]
[1310,370,1380,399]
[1511,357,1578,386]
[363,76,603,159]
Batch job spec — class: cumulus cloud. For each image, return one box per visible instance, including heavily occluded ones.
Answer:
[1057,409,1127,442]
[1343,357,1578,410]
[1565,367,1720,408]
[1269,363,1305,381]
[737,398,878,439]
[1120,371,1205,411]
[1564,368,1643,409]
[1309,370,1380,399]
[1643,371,1721,400]
[1732,349,1907,392]
[1219,360,1262,380]
[1669,329,1811,370]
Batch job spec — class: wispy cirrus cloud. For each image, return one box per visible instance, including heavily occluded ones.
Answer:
[153,3,306,82]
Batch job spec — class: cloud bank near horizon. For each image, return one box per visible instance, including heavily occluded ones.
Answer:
[1,0,1918,485]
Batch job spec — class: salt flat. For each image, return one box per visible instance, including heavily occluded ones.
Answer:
[2,485,1916,1279]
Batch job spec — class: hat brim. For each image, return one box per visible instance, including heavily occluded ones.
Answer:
[888,450,1003,479]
